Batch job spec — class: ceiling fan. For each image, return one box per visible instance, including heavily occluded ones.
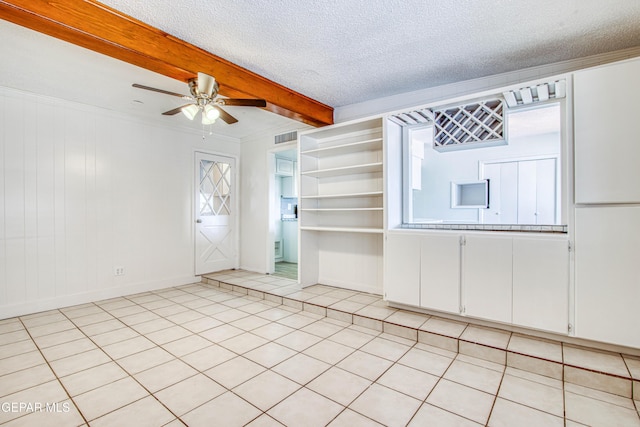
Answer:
[132,72,267,125]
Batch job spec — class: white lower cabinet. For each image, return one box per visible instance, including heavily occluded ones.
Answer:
[384,233,420,306]
[512,237,569,334]
[384,232,460,313]
[575,207,640,348]
[384,231,570,334]
[420,233,461,314]
[462,235,513,324]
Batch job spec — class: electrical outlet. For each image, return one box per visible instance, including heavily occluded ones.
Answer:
[114,266,125,276]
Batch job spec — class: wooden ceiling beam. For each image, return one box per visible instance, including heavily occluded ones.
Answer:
[0,0,333,127]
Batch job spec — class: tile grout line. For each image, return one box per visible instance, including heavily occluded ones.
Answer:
[562,351,567,427]
[196,280,428,424]
[338,339,421,423]
[119,285,273,424]
[194,285,389,424]
[128,282,373,423]
[16,313,90,426]
[484,366,506,427]
[56,305,187,425]
[116,285,282,424]
[403,350,472,425]
[287,324,408,426]
[91,285,301,423]
[209,273,640,424]
[57,292,268,424]
[209,275,637,389]
[4,276,639,426]
[484,331,513,425]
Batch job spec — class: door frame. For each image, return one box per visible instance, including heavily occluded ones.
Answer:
[193,149,240,275]
[266,142,298,276]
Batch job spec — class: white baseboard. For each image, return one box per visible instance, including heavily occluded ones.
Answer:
[0,275,200,320]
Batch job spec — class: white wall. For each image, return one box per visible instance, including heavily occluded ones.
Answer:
[239,128,308,273]
[273,177,283,261]
[0,87,240,318]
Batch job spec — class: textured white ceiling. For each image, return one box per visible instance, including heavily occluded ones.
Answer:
[97,0,640,107]
[0,20,301,140]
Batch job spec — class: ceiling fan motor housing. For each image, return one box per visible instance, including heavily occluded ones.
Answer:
[189,77,219,104]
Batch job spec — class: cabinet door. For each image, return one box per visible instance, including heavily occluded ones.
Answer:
[276,158,294,176]
[534,158,557,224]
[420,234,461,314]
[483,162,518,224]
[574,58,640,204]
[517,160,538,224]
[512,237,568,333]
[575,207,640,348]
[282,221,298,263]
[483,163,502,224]
[518,158,557,225]
[463,235,512,323]
[384,234,420,306]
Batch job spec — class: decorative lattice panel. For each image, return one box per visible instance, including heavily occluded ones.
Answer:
[388,108,434,127]
[433,99,505,151]
[503,80,566,108]
[199,160,231,216]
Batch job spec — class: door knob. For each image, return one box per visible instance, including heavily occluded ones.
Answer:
[196,219,202,223]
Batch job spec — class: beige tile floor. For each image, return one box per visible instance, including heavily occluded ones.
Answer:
[0,272,638,426]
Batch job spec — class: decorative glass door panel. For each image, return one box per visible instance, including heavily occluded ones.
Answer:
[199,160,231,216]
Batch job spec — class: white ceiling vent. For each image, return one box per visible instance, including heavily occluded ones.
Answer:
[503,80,566,108]
[388,108,434,127]
[274,130,298,144]
[433,99,506,151]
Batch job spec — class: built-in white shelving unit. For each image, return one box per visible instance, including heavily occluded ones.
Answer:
[301,162,383,179]
[298,117,384,293]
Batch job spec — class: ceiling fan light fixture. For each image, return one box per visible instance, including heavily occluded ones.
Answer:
[133,73,265,125]
[203,104,221,121]
[182,104,199,120]
[201,113,216,125]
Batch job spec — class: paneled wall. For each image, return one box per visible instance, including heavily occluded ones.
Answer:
[0,87,240,318]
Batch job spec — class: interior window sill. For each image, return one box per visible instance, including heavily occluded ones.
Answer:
[400,223,568,233]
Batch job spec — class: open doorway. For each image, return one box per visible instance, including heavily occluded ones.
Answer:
[268,147,298,280]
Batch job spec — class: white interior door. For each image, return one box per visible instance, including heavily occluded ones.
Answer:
[195,152,237,275]
[483,158,556,224]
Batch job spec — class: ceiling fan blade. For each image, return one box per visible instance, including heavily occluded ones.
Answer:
[162,104,193,115]
[132,83,188,98]
[197,72,216,97]
[215,106,238,124]
[219,98,267,108]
